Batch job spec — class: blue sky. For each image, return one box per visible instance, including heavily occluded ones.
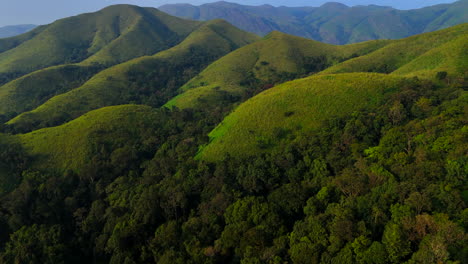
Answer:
[0,0,459,27]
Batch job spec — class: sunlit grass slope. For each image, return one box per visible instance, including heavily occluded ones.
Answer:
[0,64,103,117]
[391,34,468,78]
[198,73,410,161]
[0,4,200,83]
[7,20,258,131]
[18,105,156,173]
[166,31,390,109]
[321,23,468,77]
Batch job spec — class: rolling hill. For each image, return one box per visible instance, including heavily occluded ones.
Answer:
[197,73,411,161]
[17,105,157,173]
[160,0,468,44]
[0,64,104,119]
[0,6,466,264]
[321,23,468,78]
[165,31,390,110]
[0,24,37,38]
[6,19,258,132]
[0,4,201,85]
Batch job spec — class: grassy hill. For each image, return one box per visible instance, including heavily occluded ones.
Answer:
[17,105,157,173]
[198,73,412,161]
[0,4,201,85]
[160,0,468,44]
[320,23,468,78]
[7,20,258,132]
[0,64,104,118]
[166,31,390,110]
[0,24,37,38]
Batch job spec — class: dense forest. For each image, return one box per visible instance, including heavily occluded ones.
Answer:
[0,74,467,264]
[0,4,466,264]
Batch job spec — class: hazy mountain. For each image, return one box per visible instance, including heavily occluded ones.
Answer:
[0,24,36,38]
[160,0,468,44]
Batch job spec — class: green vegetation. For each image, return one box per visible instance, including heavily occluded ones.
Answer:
[321,23,468,77]
[0,5,200,84]
[160,0,468,44]
[199,73,409,160]
[0,64,104,119]
[166,31,390,110]
[18,105,157,172]
[0,134,28,194]
[0,8,466,264]
[0,71,466,264]
[6,20,258,132]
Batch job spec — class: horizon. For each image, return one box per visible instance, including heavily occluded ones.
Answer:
[0,0,459,27]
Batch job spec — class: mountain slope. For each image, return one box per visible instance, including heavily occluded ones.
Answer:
[321,23,468,77]
[0,24,37,38]
[18,105,156,172]
[166,31,390,110]
[0,5,201,85]
[0,64,104,118]
[160,1,468,44]
[7,20,258,132]
[198,73,413,161]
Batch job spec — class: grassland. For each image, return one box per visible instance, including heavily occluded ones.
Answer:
[7,20,258,131]
[0,64,104,117]
[321,23,468,77]
[18,105,157,173]
[165,31,391,109]
[198,73,411,161]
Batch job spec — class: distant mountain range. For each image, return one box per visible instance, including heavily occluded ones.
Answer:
[0,24,36,38]
[159,0,468,44]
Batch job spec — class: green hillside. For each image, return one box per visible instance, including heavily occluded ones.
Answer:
[0,10,466,264]
[0,64,104,119]
[391,34,468,78]
[321,23,468,77]
[7,20,258,132]
[166,31,390,110]
[0,5,200,84]
[18,105,156,173]
[198,73,411,161]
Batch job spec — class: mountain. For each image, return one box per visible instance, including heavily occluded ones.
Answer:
[18,105,157,172]
[321,23,468,78]
[0,6,466,264]
[165,31,390,110]
[187,23,468,160]
[159,0,468,44]
[5,19,258,132]
[198,73,410,160]
[0,5,201,85]
[0,24,37,38]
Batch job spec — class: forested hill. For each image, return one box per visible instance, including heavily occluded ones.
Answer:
[160,0,468,44]
[0,4,466,264]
